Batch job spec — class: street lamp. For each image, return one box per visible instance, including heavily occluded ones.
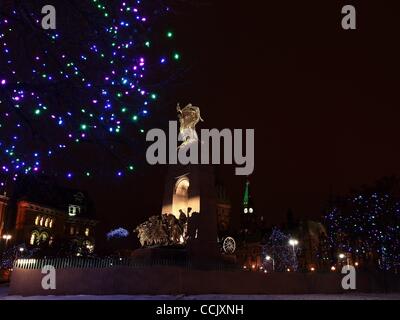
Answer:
[266,255,275,272]
[288,239,298,271]
[338,253,350,268]
[288,239,299,253]
[2,234,12,249]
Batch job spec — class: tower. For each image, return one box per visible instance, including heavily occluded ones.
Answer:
[242,178,254,215]
[240,178,258,236]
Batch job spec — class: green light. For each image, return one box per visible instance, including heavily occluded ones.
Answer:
[132,115,138,122]
[128,165,134,171]
[121,107,127,113]
[167,31,174,38]
[145,41,151,48]
[151,93,157,100]
[81,124,88,130]
[173,52,181,60]
[34,109,41,115]
[86,172,91,177]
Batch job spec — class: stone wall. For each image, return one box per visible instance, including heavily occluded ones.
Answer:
[9,267,400,296]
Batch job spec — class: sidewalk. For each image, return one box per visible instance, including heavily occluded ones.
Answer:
[1,286,400,300]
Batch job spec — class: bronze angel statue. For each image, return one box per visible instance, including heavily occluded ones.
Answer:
[176,103,204,148]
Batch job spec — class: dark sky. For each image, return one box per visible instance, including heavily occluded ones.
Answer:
[37,1,400,248]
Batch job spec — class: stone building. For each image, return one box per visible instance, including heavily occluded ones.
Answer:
[2,175,97,255]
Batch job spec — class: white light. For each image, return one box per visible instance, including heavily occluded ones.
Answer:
[338,253,346,259]
[19,247,24,252]
[266,255,271,261]
[289,239,298,246]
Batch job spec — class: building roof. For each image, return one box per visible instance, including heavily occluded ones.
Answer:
[11,174,95,219]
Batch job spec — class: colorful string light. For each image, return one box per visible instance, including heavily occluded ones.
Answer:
[0,0,181,188]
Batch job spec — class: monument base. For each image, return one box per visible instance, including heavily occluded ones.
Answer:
[131,246,187,265]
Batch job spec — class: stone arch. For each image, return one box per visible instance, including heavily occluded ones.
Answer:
[172,176,190,219]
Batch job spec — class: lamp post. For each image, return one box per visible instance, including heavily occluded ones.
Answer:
[2,234,12,250]
[266,255,275,272]
[288,239,298,271]
[338,253,350,268]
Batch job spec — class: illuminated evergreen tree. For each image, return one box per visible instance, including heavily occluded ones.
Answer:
[324,176,400,271]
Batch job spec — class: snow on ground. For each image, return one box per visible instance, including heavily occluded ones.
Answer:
[1,285,399,300]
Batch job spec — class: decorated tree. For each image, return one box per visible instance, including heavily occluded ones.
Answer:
[262,228,300,272]
[0,244,38,269]
[324,176,400,272]
[107,227,129,240]
[0,0,184,188]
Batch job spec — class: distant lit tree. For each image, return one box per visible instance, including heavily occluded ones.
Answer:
[262,228,300,272]
[324,176,400,272]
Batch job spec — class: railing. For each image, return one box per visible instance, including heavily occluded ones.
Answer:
[13,257,240,271]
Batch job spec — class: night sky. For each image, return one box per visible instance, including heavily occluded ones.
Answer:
[4,1,400,249]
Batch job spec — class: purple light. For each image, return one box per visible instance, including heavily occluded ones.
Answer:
[0,79,6,85]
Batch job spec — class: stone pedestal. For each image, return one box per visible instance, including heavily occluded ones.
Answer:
[161,164,220,264]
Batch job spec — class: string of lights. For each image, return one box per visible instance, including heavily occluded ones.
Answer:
[0,0,181,189]
[324,177,400,271]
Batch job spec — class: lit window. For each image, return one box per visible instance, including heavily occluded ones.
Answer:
[83,240,94,253]
[249,208,254,214]
[30,233,35,245]
[40,232,49,242]
[44,218,50,228]
[35,216,40,226]
[68,205,81,217]
[49,219,54,228]
[70,226,74,235]
[244,208,248,214]
[85,228,90,237]
[30,231,39,245]
[39,217,44,226]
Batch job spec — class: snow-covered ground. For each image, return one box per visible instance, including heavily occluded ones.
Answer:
[1,286,399,300]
